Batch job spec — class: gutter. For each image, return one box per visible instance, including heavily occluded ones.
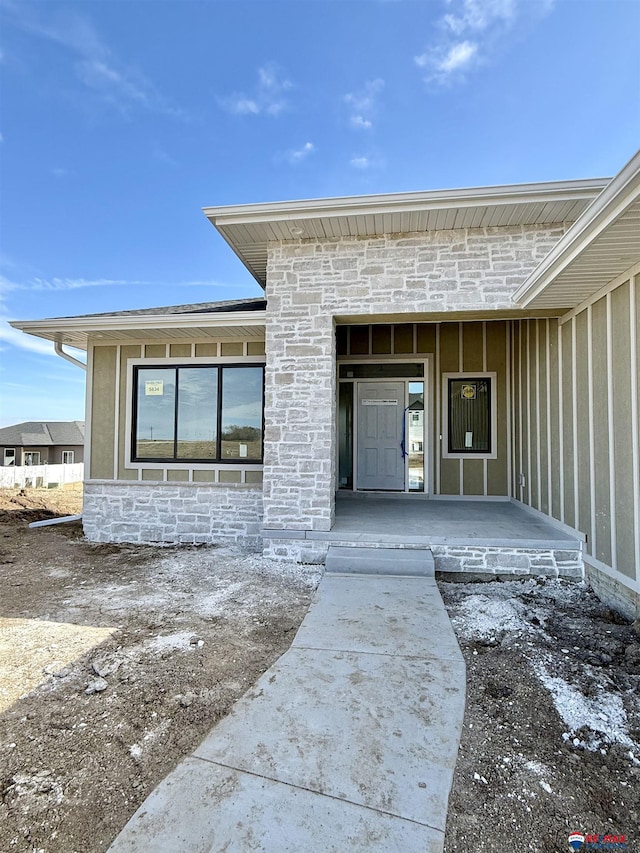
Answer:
[55,341,86,371]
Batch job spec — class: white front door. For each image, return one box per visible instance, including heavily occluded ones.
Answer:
[356,382,405,491]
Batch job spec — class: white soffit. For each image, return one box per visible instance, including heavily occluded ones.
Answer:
[9,312,267,351]
[204,178,608,287]
[514,150,640,309]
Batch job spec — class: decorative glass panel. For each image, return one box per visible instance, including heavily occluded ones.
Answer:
[135,368,177,458]
[177,368,218,459]
[220,367,263,460]
[448,378,491,453]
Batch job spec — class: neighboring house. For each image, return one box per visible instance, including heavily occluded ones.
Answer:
[11,151,640,617]
[0,421,85,466]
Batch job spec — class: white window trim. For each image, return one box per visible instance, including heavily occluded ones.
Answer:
[4,448,16,466]
[441,371,498,460]
[62,450,75,464]
[124,355,266,471]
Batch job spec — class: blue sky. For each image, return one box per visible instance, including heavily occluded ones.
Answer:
[0,0,639,427]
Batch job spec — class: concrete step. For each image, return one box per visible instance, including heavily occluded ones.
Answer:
[325,546,435,577]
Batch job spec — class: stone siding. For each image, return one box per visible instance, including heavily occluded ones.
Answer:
[263,225,567,533]
[83,481,263,548]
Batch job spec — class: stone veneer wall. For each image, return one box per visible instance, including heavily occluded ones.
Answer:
[261,535,584,578]
[263,224,567,534]
[83,481,263,548]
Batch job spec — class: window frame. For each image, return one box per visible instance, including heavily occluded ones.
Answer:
[3,448,16,466]
[441,371,498,460]
[62,450,75,464]
[128,359,265,467]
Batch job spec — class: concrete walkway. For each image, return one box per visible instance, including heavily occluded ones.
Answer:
[110,573,466,852]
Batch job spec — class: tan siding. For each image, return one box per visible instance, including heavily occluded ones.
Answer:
[548,320,561,520]
[561,321,575,526]
[538,320,549,514]
[462,322,483,371]
[193,470,216,482]
[195,342,218,357]
[527,321,538,508]
[463,459,484,495]
[219,470,242,483]
[145,344,166,359]
[170,343,191,358]
[167,470,189,482]
[416,324,436,353]
[393,324,413,354]
[371,324,391,354]
[611,281,636,579]
[247,341,266,356]
[90,346,117,479]
[220,342,243,356]
[575,312,591,543]
[591,297,612,566]
[118,345,141,480]
[487,322,508,495]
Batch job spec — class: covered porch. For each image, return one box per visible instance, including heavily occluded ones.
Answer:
[262,494,584,578]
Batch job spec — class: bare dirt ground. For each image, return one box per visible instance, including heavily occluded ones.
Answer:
[441,578,640,853]
[0,488,320,853]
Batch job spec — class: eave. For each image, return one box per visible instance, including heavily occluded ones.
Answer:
[204,178,609,287]
[9,310,267,351]
[513,150,640,309]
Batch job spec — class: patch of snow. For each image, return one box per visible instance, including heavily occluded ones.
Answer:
[144,631,195,653]
[533,659,635,751]
[452,593,529,639]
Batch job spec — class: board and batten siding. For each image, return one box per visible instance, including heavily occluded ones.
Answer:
[510,268,640,614]
[88,338,266,484]
[337,320,510,497]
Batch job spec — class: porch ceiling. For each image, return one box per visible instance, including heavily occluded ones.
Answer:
[204,179,607,287]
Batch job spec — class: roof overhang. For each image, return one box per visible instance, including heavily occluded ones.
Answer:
[10,310,267,351]
[513,150,640,309]
[204,178,609,287]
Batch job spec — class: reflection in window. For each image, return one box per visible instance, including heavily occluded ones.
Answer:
[177,368,218,458]
[448,378,491,453]
[221,367,263,460]
[408,381,424,492]
[133,365,263,462]
[135,368,176,459]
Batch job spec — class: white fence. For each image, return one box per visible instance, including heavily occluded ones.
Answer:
[0,463,84,489]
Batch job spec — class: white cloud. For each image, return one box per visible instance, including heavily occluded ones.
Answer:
[0,131,3,143]
[0,321,56,356]
[437,41,478,73]
[344,79,384,130]
[52,167,68,178]
[3,3,181,118]
[220,63,293,117]
[416,0,554,85]
[350,156,371,170]
[284,142,315,164]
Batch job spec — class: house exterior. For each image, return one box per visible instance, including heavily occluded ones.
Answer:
[0,421,85,466]
[12,151,640,617]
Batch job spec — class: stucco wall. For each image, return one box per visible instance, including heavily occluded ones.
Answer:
[263,224,567,532]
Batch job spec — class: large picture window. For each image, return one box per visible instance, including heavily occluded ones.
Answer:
[132,364,264,463]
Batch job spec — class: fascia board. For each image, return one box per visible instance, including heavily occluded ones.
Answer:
[203,178,609,225]
[513,150,640,306]
[10,310,267,338]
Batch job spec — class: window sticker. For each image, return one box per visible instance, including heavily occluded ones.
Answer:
[461,384,476,400]
[145,380,164,396]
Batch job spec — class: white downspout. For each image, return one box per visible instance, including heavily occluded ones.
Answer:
[54,341,86,371]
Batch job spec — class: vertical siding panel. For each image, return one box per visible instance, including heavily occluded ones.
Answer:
[575,311,592,545]
[591,298,612,566]
[439,323,461,495]
[538,320,549,514]
[561,321,575,526]
[632,274,640,583]
[90,346,117,480]
[611,281,635,579]
[512,322,521,499]
[118,345,142,480]
[527,320,537,508]
[487,321,507,495]
[548,319,561,521]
